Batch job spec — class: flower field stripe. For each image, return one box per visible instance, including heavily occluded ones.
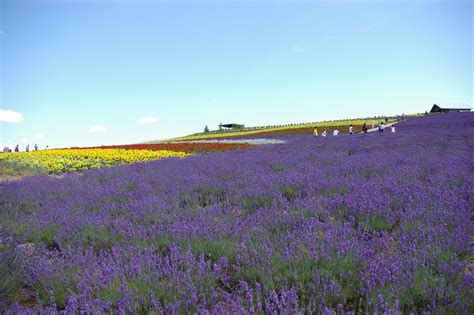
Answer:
[76,142,256,153]
[0,148,189,174]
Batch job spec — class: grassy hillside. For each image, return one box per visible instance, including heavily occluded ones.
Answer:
[151,115,416,143]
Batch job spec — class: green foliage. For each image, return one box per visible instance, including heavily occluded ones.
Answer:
[97,278,122,306]
[127,181,139,191]
[0,244,28,306]
[80,225,123,254]
[398,269,441,313]
[321,158,340,166]
[368,216,391,232]
[0,160,46,179]
[334,205,350,223]
[270,163,291,172]
[187,238,238,262]
[140,237,172,255]
[318,185,350,197]
[179,185,227,208]
[318,255,362,308]
[194,185,226,207]
[235,253,362,309]
[240,195,273,214]
[362,168,384,179]
[35,223,61,250]
[36,277,74,310]
[270,255,317,288]
[281,185,299,201]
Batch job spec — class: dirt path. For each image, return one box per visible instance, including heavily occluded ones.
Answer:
[362,122,398,134]
[167,139,287,144]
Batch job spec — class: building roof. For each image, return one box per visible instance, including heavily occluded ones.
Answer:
[430,104,471,112]
[221,123,244,128]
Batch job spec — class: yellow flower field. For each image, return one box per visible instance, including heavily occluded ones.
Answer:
[0,149,189,174]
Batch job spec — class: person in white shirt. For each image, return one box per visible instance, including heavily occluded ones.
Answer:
[322,130,327,137]
[391,125,396,133]
[349,125,354,135]
[333,129,339,136]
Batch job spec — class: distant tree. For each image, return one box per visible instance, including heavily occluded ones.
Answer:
[204,125,210,133]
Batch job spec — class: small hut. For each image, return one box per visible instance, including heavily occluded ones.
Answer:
[220,123,245,130]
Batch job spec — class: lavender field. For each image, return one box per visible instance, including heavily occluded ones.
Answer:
[1,113,473,314]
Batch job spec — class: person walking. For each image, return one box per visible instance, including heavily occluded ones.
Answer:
[391,125,396,133]
[313,127,318,137]
[26,144,30,152]
[349,125,354,135]
[371,120,375,129]
[34,144,38,151]
[322,130,327,137]
[380,122,385,133]
[333,129,339,136]
[14,144,19,152]
[362,123,368,133]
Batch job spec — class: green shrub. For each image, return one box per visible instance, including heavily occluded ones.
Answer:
[368,216,391,232]
[187,238,237,262]
[281,185,299,201]
[0,244,28,308]
[240,195,273,214]
[35,223,61,250]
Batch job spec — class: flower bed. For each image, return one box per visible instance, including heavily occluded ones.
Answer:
[0,148,188,174]
[83,142,256,153]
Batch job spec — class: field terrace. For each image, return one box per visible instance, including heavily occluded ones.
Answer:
[0,113,472,313]
[78,142,256,153]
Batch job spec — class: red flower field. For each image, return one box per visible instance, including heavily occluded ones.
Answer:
[74,142,256,153]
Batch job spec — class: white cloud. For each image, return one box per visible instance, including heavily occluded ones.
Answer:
[89,125,106,133]
[21,138,28,142]
[138,116,158,124]
[0,109,24,123]
[35,133,45,139]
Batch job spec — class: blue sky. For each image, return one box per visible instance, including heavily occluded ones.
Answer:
[0,0,472,148]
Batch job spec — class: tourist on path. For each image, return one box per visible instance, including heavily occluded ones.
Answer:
[26,144,30,152]
[362,123,368,133]
[349,125,354,135]
[14,144,19,152]
[391,125,396,133]
[322,130,327,137]
[379,122,385,133]
[313,127,318,137]
[333,129,339,136]
[34,144,38,151]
